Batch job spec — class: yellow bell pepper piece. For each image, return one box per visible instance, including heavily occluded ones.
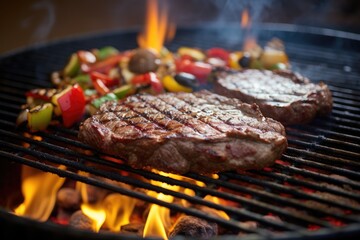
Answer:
[229,51,243,70]
[178,47,205,61]
[162,75,192,93]
[259,49,289,69]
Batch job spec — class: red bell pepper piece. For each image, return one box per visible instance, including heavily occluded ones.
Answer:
[131,73,152,85]
[206,48,230,62]
[83,54,123,74]
[90,71,119,88]
[56,84,86,128]
[92,78,110,95]
[175,58,192,72]
[176,61,212,84]
[131,72,163,94]
[149,73,163,94]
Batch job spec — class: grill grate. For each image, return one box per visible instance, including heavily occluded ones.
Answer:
[0,26,360,239]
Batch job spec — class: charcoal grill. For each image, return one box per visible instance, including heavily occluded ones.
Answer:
[0,24,360,240]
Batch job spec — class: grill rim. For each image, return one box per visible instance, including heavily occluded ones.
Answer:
[1,25,360,239]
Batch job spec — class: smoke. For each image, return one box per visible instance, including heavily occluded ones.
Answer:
[207,0,272,26]
[169,0,272,28]
[167,0,274,49]
[21,0,55,43]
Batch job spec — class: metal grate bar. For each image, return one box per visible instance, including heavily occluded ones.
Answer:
[281,154,360,180]
[285,147,360,171]
[2,118,358,219]
[0,125,309,229]
[0,140,297,234]
[0,150,270,235]
[287,126,360,144]
[332,111,360,122]
[272,164,360,190]
[186,173,357,224]
[0,130,326,230]
[333,104,360,114]
[287,129,360,148]
[253,170,360,202]
[287,139,360,160]
[310,119,360,136]
[222,171,360,213]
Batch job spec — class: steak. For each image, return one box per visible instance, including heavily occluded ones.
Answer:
[78,90,287,175]
[214,69,333,125]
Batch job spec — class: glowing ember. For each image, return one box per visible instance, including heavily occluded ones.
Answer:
[14,165,66,221]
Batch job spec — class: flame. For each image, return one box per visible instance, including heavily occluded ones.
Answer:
[203,195,230,220]
[76,172,137,232]
[240,8,258,53]
[143,172,182,239]
[14,165,66,221]
[103,193,137,231]
[76,172,90,203]
[241,9,251,28]
[138,0,174,52]
[76,173,106,231]
[81,203,106,232]
[143,194,171,239]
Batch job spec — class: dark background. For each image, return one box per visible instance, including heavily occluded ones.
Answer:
[1,0,359,56]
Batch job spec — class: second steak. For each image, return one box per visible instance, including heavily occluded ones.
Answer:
[214,69,333,125]
[78,90,287,175]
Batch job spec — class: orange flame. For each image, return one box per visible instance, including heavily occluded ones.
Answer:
[143,172,181,239]
[81,203,106,232]
[76,173,137,232]
[103,193,137,232]
[138,0,175,53]
[240,8,258,53]
[241,9,251,28]
[14,165,66,221]
[204,195,230,220]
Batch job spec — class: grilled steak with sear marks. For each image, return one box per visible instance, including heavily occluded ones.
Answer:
[214,69,333,125]
[78,90,287,174]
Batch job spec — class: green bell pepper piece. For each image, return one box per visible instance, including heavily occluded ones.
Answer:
[64,53,80,77]
[113,84,134,99]
[71,74,91,89]
[27,103,53,132]
[91,93,118,109]
[97,46,119,61]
